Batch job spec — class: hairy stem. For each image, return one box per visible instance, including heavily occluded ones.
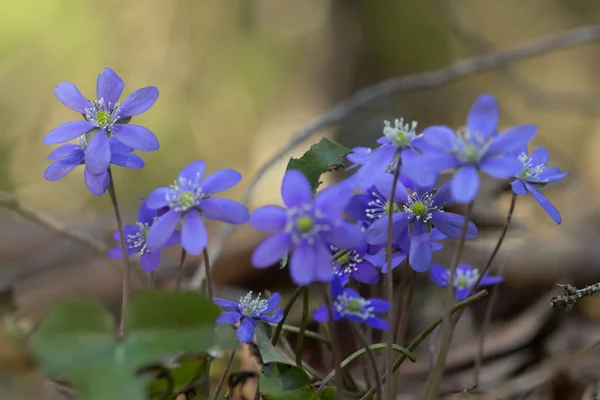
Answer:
[210,350,236,400]
[421,201,474,399]
[320,283,345,399]
[107,167,130,339]
[202,248,213,301]
[360,290,488,400]
[295,287,309,366]
[271,285,304,346]
[176,249,187,290]
[384,156,403,400]
[270,323,331,345]
[148,271,156,289]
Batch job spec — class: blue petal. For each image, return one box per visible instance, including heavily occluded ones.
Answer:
[466,94,499,139]
[96,68,124,105]
[258,308,284,323]
[373,173,408,204]
[429,263,449,287]
[140,250,161,272]
[84,168,110,196]
[313,306,330,322]
[263,293,281,314]
[430,211,478,240]
[281,169,312,207]
[43,121,96,145]
[111,152,145,169]
[479,155,522,178]
[423,126,459,150]
[403,152,460,187]
[345,194,372,221]
[313,240,335,283]
[350,146,396,190]
[289,241,317,286]
[431,182,453,207]
[366,317,390,331]
[178,160,206,186]
[215,311,242,326]
[455,288,470,300]
[352,261,379,284]
[251,232,292,268]
[365,212,411,245]
[325,221,364,249]
[524,182,562,224]
[511,179,526,195]
[181,209,208,255]
[146,210,182,251]
[451,165,479,203]
[236,318,256,343]
[485,124,536,155]
[164,230,181,247]
[119,86,159,117]
[201,169,242,195]
[201,198,249,224]
[213,298,240,309]
[111,124,159,151]
[408,221,432,272]
[251,205,287,231]
[146,187,176,209]
[47,144,83,160]
[108,137,134,153]
[330,276,344,298]
[538,167,568,183]
[480,275,505,286]
[44,158,82,181]
[54,82,91,113]
[314,182,353,218]
[138,201,157,224]
[84,129,111,175]
[367,299,390,313]
[530,146,549,165]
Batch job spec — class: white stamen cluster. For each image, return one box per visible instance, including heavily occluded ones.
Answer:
[330,246,363,276]
[517,153,546,182]
[403,191,441,222]
[365,190,396,220]
[238,291,269,317]
[334,293,374,321]
[85,97,121,129]
[166,173,205,212]
[126,220,155,254]
[446,267,480,290]
[383,118,418,148]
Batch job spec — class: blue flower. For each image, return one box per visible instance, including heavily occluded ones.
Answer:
[429,263,504,300]
[108,200,180,272]
[345,173,477,271]
[511,146,568,224]
[44,137,144,196]
[330,241,379,286]
[346,147,372,171]
[404,94,536,203]
[250,169,363,286]
[313,278,390,330]
[145,160,250,255]
[350,119,426,189]
[214,292,283,343]
[43,68,159,175]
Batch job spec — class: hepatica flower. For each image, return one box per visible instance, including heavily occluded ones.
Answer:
[108,200,180,272]
[511,146,568,224]
[330,241,379,286]
[430,263,504,300]
[43,68,159,175]
[313,278,390,331]
[250,169,363,286]
[214,292,283,343]
[145,160,250,255]
[405,94,536,203]
[44,137,144,195]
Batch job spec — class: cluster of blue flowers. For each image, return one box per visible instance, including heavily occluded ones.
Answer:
[43,69,567,344]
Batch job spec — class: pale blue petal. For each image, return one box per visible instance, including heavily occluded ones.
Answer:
[236,318,255,343]
[251,233,292,268]
[146,210,182,251]
[486,124,536,155]
[215,311,242,326]
[511,179,527,195]
[119,86,159,117]
[83,168,110,196]
[84,129,111,175]
[181,210,208,255]
[466,94,499,139]
[289,241,317,286]
[111,124,159,151]
[201,198,249,224]
[423,126,459,150]
[201,169,242,195]
[479,155,522,178]
[96,68,124,105]
[430,211,478,240]
[54,82,91,113]
[251,205,287,231]
[281,169,312,207]
[525,183,562,224]
[43,121,96,145]
[451,165,479,203]
[146,187,176,209]
[140,250,161,272]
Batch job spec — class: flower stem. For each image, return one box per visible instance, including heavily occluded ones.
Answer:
[320,283,345,399]
[176,249,187,290]
[384,155,402,400]
[360,290,488,400]
[107,167,130,339]
[270,323,330,345]
[202,248,213,301]
[148,271,155,289]
[271,285,304,346]
[295,286,309,366]
[351,324,384,400]
[421,201,474,399]
[392,268,416,393]
[210,350,236,400]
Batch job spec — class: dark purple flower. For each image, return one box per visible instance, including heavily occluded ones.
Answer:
[214,292,283,344]
[44,137,144,196]
[346,173,477,271]
[330,241,379,286]
[108,200,180,272]
[350,119,426,190]
[511,146,568,224]
[429,263,504,300]
[43,68,159,175]
[404,94,536,203]
[313,278,390,330]
[145,160,250,255]
[250,169,363,286]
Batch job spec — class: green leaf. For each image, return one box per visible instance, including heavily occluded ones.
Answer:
[254,323,290,365]
[29,292,238,400]
[148,355,209,400]
[259,362,316,400]
[318,387,337,399]
[286,138,350,193]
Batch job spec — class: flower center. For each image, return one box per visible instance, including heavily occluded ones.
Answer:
[85,98,121,130]
[331,247,363,276]
[384,201,400,215]
[238,291,269,318]
[335,293,374,320]
[517,153,546,182]
[450,268,480,290]
[403,191,439,222]
[410,202,427,217]
[127,220,154,254]
[462,143,482,163]
[383,118,418,148]
[179,191,197,209]
[166,174,205,212]
[347,299,362,313]
[296,216,314,233]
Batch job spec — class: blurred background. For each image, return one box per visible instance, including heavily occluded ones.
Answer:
[1,0,600,399]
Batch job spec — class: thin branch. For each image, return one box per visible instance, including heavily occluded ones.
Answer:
[550,282,600,310]
[195,25,600,286]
